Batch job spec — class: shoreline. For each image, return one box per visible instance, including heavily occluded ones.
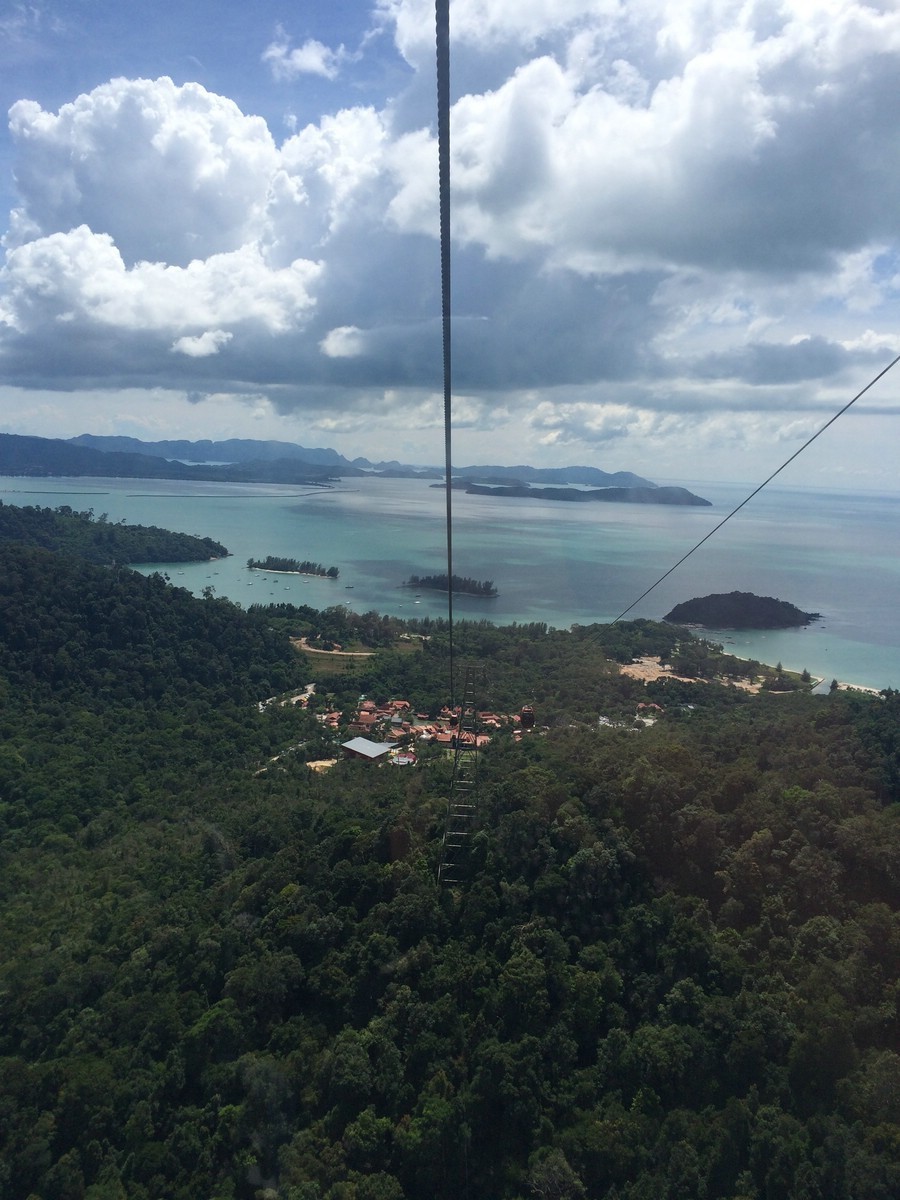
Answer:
[2,474,896,691]
[249,566,336,580]
[619,656,883,697]
[686,637,887,696]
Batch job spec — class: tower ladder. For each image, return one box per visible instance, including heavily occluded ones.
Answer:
[437,665,481,885]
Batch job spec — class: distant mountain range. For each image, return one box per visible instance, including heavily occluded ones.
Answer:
[70,434,358,469]
[0,434,346,485]
[0,432,702,502]
[70,435,656,489]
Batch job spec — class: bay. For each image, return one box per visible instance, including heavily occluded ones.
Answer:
[1,473,898,690]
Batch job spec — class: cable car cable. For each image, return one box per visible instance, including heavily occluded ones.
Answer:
[612,351,900,623]
[436,0,455,706]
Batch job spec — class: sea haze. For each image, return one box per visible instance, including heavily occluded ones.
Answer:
[1,474,897,690]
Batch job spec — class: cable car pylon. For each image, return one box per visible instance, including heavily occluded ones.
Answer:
[437,665,481,886]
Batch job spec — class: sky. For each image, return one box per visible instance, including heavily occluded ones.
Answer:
[1,0,900,488]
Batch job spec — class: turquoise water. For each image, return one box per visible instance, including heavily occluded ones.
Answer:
[1,474,898,690]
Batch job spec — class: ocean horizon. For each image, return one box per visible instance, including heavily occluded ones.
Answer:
[2,472,898,692]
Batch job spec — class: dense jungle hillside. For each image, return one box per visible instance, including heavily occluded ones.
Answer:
[0,526,899,1200]
[0,502,228,564]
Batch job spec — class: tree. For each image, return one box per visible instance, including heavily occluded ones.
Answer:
[527,1149,588,1199]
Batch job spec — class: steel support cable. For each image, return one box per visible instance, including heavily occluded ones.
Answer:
[613,351,900,623]
[436,0,455,706]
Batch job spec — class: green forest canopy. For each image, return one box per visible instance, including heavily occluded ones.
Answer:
[0,501,228,564]
[0,510,898,1199]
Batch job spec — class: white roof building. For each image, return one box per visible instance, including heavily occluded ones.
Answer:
[341,736,397,762]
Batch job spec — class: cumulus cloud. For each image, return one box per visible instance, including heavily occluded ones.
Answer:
[172,330,233,357]
[279,106,388,241]
[521,393,854,478]
[529,399,657,446]
[263,30,351,81]
[0,227,321,334]
[2,1,900,480]
[7,78,279,266]
[320,326,367,358]
[379,0,612,69]
[397,1,900,278]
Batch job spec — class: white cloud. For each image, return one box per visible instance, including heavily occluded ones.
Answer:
[263,30,351,81]
[378,0,900,283]
[279,106,388,241]
[528,399,666,446]
[1,2,900,487]
[840,329,899,355]
[7,78,279,267]
[821,248,891,313]
[172,330,233,357]
[519,390,864,479]
[378,0,616,69]
[385,128,437,235]
[0,227,321,334]
[400,391,498,431]
[320,326,367,358]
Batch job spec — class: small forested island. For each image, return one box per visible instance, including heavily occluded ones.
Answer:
[0,501,228,563]
[248,555,339,578]
[665,589,821,629]
[404,572,497,596]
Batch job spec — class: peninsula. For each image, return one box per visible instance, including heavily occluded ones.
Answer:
[0,502,228,564]
[664,590,821,629]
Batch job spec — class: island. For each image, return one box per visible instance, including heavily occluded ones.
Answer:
[248,556,339,578]
[456,483,712,506]
[404,573,498,597]
[664,590,821,629]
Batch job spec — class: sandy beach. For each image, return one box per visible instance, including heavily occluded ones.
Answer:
[619,655,764,693]
[619,656,885,697]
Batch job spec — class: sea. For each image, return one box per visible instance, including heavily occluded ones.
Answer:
[1,473,898,692]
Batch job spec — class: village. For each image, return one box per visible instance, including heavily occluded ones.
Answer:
[260,662,684,774]
[314,693,537,768]
[258,681,541,770]
[257,647,832,776]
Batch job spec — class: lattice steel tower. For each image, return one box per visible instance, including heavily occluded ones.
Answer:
[437,665,481,885]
